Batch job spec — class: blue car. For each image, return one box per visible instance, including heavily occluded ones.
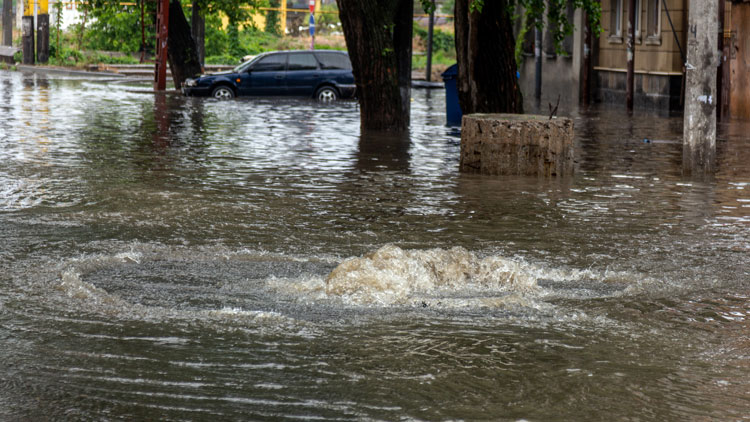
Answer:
[182,50,356,101]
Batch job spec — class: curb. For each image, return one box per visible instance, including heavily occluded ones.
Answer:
[15,65,126,78]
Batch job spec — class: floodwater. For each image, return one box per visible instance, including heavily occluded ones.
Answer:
[1,69,749,421]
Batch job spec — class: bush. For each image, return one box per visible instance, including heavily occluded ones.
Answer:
[414,25,455,53]
[205,55,242,65]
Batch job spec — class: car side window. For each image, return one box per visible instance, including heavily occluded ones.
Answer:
[252,54,287,72]
[288,53,319,71]
[314,52,352,70]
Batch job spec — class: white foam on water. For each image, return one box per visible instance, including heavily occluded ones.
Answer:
[323,245,539,306]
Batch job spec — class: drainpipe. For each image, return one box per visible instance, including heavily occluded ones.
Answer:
[535,27,542,101]
[626,0,635,112]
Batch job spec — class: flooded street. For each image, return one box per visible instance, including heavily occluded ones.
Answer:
[1,69,749,420]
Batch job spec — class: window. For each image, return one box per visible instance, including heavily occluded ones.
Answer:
[610,0,623,39]
[634,0,641,39]
[612,0,644,42]
[646,0,661,41]
[314,52,352,70]
[252,54,287,72]
[288,53,319,71]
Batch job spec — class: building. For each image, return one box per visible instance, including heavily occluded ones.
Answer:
[517,1,746,119]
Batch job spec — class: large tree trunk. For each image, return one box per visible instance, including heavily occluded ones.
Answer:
[167,0,202,89]
[455,0,523,114]
[337,0,413,133]
[191,0,205,68]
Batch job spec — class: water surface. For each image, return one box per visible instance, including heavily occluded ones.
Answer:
[1,70,749,420]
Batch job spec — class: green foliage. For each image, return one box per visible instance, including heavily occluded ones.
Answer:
[316,2,341,34]
[265,0,281,35]
[83,2,154,54]
[441,0,455,14]
[414,25,454,53]
[469,0,484,13]
[412,49,455,69]
[510,0,601,59]
[13,50,22,63]
[205,54,242,65]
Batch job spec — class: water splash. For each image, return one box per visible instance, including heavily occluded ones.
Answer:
[325,245,538,305]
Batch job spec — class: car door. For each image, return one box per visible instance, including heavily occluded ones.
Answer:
[285,52,321,97]
[314,51,355,86]
[239,53,288,96]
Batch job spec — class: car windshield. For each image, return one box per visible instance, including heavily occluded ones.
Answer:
[232,55,263,73]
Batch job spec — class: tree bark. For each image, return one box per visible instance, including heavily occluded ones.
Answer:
[337,0,413,133]
[191,0,205,67]
[455,0,523,114]
[167,0,202,89]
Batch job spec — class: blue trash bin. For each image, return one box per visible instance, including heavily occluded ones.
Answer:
[441,64,462,126]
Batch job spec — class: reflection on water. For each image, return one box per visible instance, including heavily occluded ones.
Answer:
[1,69,749,420]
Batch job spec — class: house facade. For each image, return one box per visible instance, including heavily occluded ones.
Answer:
[595,0,687,112]
[518,0,747,119]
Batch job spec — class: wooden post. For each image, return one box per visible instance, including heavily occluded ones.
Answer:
[683,0,718,174]
[2,0,12,46]
[280,0,287,35]
[154,0,170,91]
[626,0,635,112]
[22,0,34,65]
[37,0,49,63]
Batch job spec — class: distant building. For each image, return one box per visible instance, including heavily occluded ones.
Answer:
[517,0,745,119]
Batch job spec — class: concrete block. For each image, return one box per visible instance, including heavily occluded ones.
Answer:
[460,113,574,176]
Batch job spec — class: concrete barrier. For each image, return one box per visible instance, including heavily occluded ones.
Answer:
[460,113,574,176]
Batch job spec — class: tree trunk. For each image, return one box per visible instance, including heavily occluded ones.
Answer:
[454,0,523,114]
[167,0,202,90]
[191,0,205,67]
[337,0,413,133]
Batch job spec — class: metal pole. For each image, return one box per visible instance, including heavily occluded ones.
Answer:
[140,0,145,63]
[154,0,170,91]
[534,27,542,100]
[626,0,635,112]
[2,0,12,46]
[582,12,591,105]
[426,1,434,82]
[717,0,725,121]
[683,0,718,175]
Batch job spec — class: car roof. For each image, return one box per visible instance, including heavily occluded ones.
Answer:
[262,50,348,56]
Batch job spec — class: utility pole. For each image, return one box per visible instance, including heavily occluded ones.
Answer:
[683,0,719,175]
[626,0,635,112]
[154,0,170,91]
[425,0,435,82]
[2,0,12,46]
[22,0,34,64]
[37,0,49,63]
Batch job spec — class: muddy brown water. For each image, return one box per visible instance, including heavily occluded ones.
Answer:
[1,70,749,420]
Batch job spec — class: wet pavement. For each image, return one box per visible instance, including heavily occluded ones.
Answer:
[1,69,749,420]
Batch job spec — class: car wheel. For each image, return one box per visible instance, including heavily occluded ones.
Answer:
[211,86,235,100]
[315,86,338,102]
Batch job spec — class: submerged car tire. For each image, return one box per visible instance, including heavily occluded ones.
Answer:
[315,86,338,102]
[211,86,235,100]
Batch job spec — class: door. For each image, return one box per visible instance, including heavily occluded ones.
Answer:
[286,52,321,97]
[239,53,288,96]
